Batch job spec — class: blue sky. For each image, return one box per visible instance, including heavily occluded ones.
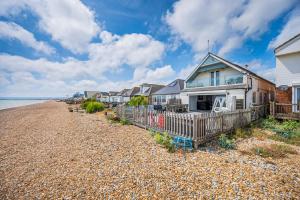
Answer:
[0,0,300,97]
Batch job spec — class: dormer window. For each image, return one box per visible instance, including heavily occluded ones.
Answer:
[210,71,220,86]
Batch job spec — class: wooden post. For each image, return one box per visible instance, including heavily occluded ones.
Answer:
[193,114,198,149]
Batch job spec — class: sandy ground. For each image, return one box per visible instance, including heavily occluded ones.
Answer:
[0,101,299,199]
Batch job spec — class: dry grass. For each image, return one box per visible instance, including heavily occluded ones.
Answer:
[251,144,297,158]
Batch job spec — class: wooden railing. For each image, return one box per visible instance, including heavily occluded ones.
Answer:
[116,106,252,147]
[270,102,300,120]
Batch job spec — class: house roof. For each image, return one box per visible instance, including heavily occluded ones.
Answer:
[186,52,275,86]
[274,33,300,54]
[153,79,184,95]
[99,92,109,96]
[109,91,118,96]
[123,87,140,97]
[135,83,164,96]
[117,89,129,96]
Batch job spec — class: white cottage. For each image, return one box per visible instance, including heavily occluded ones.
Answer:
[275,33,300,112]
[181,53,275,112]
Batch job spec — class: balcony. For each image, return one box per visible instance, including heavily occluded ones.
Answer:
[186,75,244,88]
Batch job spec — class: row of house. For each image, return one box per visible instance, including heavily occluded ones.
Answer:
[84,33,300,113]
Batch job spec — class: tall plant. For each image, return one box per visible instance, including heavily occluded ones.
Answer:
[128,96,148,107]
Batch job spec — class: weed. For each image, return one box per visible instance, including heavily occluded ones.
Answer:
[153,132,175,153]
[281,120,300,132]
[154,133,164,145]
[252,144,297,158]
[120,118,130,125]
[218,134,235,149]
[233,128,253,139]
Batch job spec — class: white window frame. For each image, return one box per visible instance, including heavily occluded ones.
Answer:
[293,86,300,112]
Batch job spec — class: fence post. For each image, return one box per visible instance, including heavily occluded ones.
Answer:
[193,114,198,148]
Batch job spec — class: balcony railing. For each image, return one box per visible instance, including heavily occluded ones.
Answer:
[186,75,244,88]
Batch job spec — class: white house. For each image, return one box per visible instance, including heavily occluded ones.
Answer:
[83,91,99,99]
[152,79,185,105]
[275,33,300,112]
[181,53,275,112]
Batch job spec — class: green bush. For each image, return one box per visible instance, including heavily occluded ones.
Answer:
[154,133,164,145]
[120,118,130,125]
[218,134,235,149]
[154,132,175,153]
[80,98,96,109]
[281,120,300,132]
[86,102,105,113]
[128,96,148,107]
[262,116,278,129]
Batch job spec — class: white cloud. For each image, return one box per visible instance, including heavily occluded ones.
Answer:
[0,30,168,96]
[89,32,165,69]
[269,6,300,49]
[0,21,55,55]
[245,59,275,82]
[177,64,197,80]
[165,0,297,56]
[0,0,100,54]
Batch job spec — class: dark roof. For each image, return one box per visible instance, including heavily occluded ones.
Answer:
[123,87,140,97]
[109,91,118,96]
[99,92,109,96]
[135,84,164,96]
[274,33,300,52]
[153,79,184,95]
[117,89,129,96]
[208,53,275,85]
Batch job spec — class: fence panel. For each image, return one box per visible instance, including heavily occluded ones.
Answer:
[116,106,254,147]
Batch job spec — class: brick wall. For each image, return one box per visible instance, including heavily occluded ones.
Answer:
[276,87,292,103]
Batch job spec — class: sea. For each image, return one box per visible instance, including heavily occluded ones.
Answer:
[0,99,49,110]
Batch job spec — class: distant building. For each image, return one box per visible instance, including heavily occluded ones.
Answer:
[135,83,164,104]
[84,91,99,99]
[152,79,184,105]
[122,87,140,102]
[98,92,109,102]
[275,33,300,112]
[108,91,119,103]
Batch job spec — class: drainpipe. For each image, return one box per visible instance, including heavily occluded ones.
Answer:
[244,75,252,109]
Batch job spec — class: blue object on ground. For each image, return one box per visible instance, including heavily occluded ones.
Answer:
[173,136,193,150]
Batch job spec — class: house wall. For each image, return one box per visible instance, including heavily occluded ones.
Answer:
[187,66,244,87]
[123,97,130,102]
[275,52,300,87]
[152,94,181,105]
[276,87,292,104]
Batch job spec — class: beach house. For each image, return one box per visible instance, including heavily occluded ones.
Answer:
[275,33,300,112]
[181,53,275,112]
[108,91,119,103]
[83,91,99,99]
[152,79,185,105]
[135,83,164,104]
[122,87,140,103]
[98,92,109,103]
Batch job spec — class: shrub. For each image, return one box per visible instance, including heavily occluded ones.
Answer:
[86,102,105,113]
[106,113,120,122]
[262,116,278,129]
[233,128,252,139]
[80,98,96,109]
[162,132,175,153]
[252,144,297,158]
[120,118,130,125]
[128,96,148,107]
[281,120,300,132]
[154,133,164,145]
[218,134,235,149]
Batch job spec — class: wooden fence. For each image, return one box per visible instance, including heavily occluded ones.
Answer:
[116,106,256,147]
[270,102,300,120]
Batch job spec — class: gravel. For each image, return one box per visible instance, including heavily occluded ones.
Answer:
[0,101,299,199]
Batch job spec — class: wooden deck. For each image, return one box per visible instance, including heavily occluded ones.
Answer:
[270,102,300,120]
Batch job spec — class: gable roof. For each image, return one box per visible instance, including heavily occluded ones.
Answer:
[153,79,184,95]
[135,83,164,96]
[186,52,275,85]
[274,33,300,55]
[123,87,140,97]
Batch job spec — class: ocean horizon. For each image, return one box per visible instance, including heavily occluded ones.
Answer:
[0,99,49,110]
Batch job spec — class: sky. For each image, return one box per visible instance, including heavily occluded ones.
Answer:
[0,0,300,97]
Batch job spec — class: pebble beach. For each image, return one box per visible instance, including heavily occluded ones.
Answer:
[0,101,299,199]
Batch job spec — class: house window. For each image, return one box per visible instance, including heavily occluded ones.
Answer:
[252,92,256,104]
[162,96,166,103]
[216,71,220,86]
[210,72,215,86]
[297,88,300,111]
[236,99,244,110]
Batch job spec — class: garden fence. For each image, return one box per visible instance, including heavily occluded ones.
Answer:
[115,105,261,147]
